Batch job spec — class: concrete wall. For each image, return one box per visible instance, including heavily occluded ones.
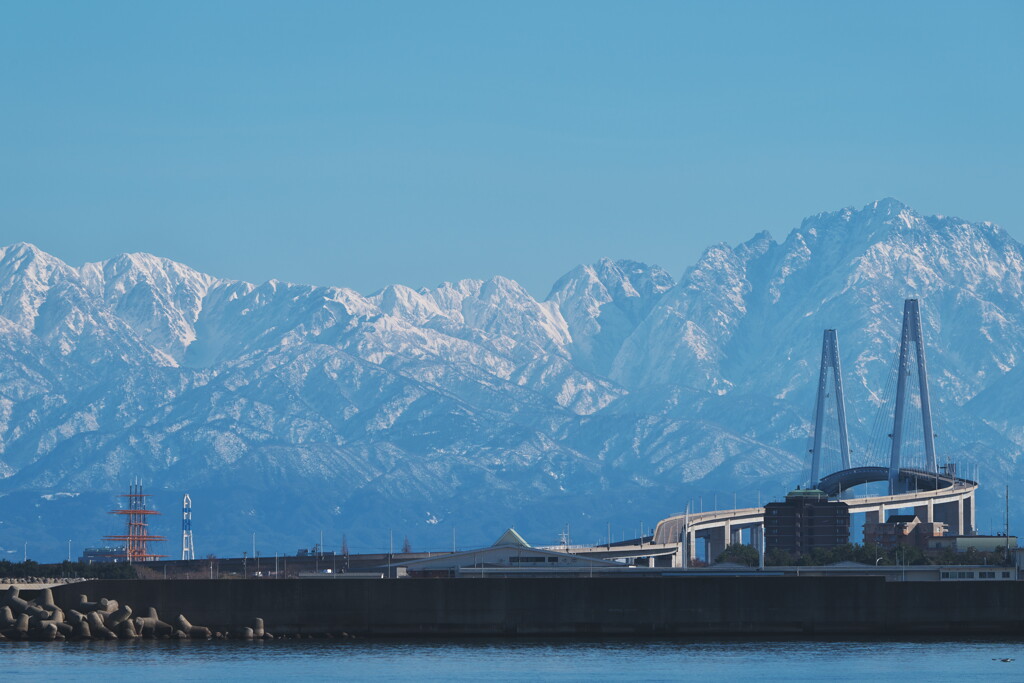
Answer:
[46,576,1024,636]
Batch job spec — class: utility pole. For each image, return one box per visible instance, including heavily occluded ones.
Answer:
[682,502,690,570]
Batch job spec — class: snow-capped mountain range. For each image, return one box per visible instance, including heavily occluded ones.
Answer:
[2,198,1022,560]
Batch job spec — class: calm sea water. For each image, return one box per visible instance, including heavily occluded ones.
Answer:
[4,637,1022,681]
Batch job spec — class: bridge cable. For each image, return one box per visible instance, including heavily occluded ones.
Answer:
[842,367,866,469]
[824,371,841,481]
[803,372,821,486]
[865,349,901,468]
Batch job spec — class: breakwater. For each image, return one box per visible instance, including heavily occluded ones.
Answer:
[26,576,1024,637]
[2,585,270,642]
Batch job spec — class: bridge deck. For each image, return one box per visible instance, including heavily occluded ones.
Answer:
[652,467,977,545]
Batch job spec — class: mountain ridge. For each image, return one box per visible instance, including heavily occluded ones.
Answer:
[1,199,1022,560]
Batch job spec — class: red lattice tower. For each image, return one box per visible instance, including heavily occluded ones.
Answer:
[103,481,167,562]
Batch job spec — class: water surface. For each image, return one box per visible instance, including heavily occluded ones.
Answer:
[4,637,1021,681]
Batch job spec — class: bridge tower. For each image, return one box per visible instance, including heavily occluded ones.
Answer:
[809,329,852,487]
[181,493,195,561]
[888,299,938,493]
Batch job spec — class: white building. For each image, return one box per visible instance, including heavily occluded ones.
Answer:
[397,528,623,577]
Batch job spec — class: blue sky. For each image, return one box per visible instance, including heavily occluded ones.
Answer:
[1,1,1021,295]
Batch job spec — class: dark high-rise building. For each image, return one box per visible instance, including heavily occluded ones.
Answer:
[764,488,850,556]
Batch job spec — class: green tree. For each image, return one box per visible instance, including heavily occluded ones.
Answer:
[715,544,759,566]
[765,548,795,566]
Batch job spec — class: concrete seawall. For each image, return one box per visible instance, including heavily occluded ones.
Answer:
[45,577,1024,636]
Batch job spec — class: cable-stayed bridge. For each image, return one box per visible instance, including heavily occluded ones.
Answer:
[579,299,979,565]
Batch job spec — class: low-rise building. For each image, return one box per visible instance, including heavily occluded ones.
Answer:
[396,528,623,577]
[78,547,124,564]
[864,514,947,550]
[926,535,1017,554]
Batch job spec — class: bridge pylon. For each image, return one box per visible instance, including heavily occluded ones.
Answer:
[888,299,938,494]
[810,329,852,487]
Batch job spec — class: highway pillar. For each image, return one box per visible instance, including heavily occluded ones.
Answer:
[958,497,965,535]
[934,500,964,535]
[966,494,975,535]
[673,529,694,568]
[914,499,934,523]
[707,526,727,563]
[865,505,886,525]
[750,524,763,552]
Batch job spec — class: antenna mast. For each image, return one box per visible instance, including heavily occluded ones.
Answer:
[182,493,195,561]
[103,479,167,563]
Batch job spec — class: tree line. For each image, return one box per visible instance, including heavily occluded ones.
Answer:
[0,559,137,580]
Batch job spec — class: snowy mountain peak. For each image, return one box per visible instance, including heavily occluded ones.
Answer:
[870,196,910,214]
[546,258,674,375]
[1,200,1023,559]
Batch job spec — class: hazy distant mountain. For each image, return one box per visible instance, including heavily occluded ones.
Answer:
[1,198,1022,560]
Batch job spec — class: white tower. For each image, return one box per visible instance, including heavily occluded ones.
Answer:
[182,493,195,561]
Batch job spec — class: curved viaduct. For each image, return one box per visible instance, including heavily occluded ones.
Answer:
[651,466,977,561]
